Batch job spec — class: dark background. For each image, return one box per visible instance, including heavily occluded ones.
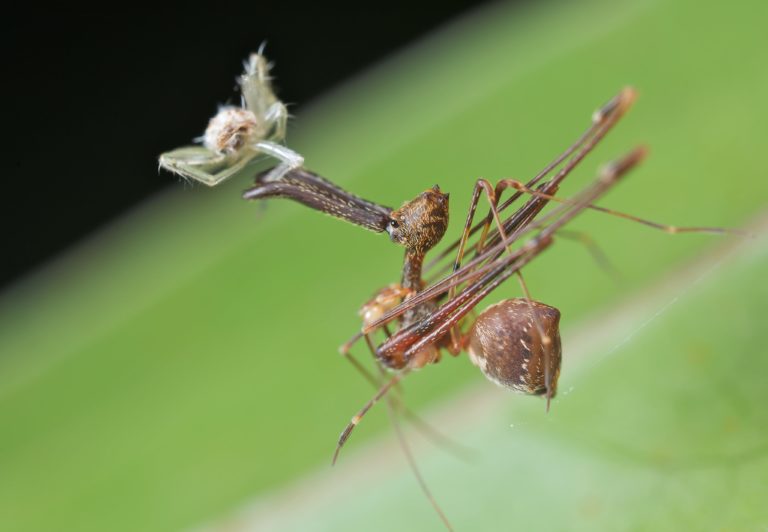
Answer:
[3,4,499,290]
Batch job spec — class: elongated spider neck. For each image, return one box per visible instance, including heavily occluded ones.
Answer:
[401,248,424,293]
[401,248,438,328]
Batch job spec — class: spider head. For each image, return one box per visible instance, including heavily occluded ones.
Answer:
[387,185,449,254]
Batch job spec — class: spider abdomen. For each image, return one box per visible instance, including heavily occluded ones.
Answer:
[466,298,562,396]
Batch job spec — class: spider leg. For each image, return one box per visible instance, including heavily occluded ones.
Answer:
[362,335,474,460]
[425,87,637,276]
[555,229,623,284]
[264,101,289,142]
[239,53,276,116]
[252,140,304,183]
[377,363,454,530]
[403,94,641,320]
[375,147,647,359]
[158,147,252,187]
[339,331,365,356]
[339,327,473,461]
[445,178,516,353]
[514,269,556,411]
[506,179,736,236]
[332,370,406,465]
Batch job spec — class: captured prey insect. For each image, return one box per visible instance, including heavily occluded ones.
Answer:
[159,48,304,186]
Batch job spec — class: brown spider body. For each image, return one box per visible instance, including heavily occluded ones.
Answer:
[243,88,722,482]
[467,299,561,395]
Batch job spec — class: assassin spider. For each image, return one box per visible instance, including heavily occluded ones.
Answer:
[241,88,727,528]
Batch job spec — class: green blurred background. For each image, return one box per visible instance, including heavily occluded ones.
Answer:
[1,0,767,530]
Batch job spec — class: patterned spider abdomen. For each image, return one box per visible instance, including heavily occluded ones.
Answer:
[467,298,562,396]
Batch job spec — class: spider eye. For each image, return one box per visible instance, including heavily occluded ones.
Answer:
[389,219,399,228]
